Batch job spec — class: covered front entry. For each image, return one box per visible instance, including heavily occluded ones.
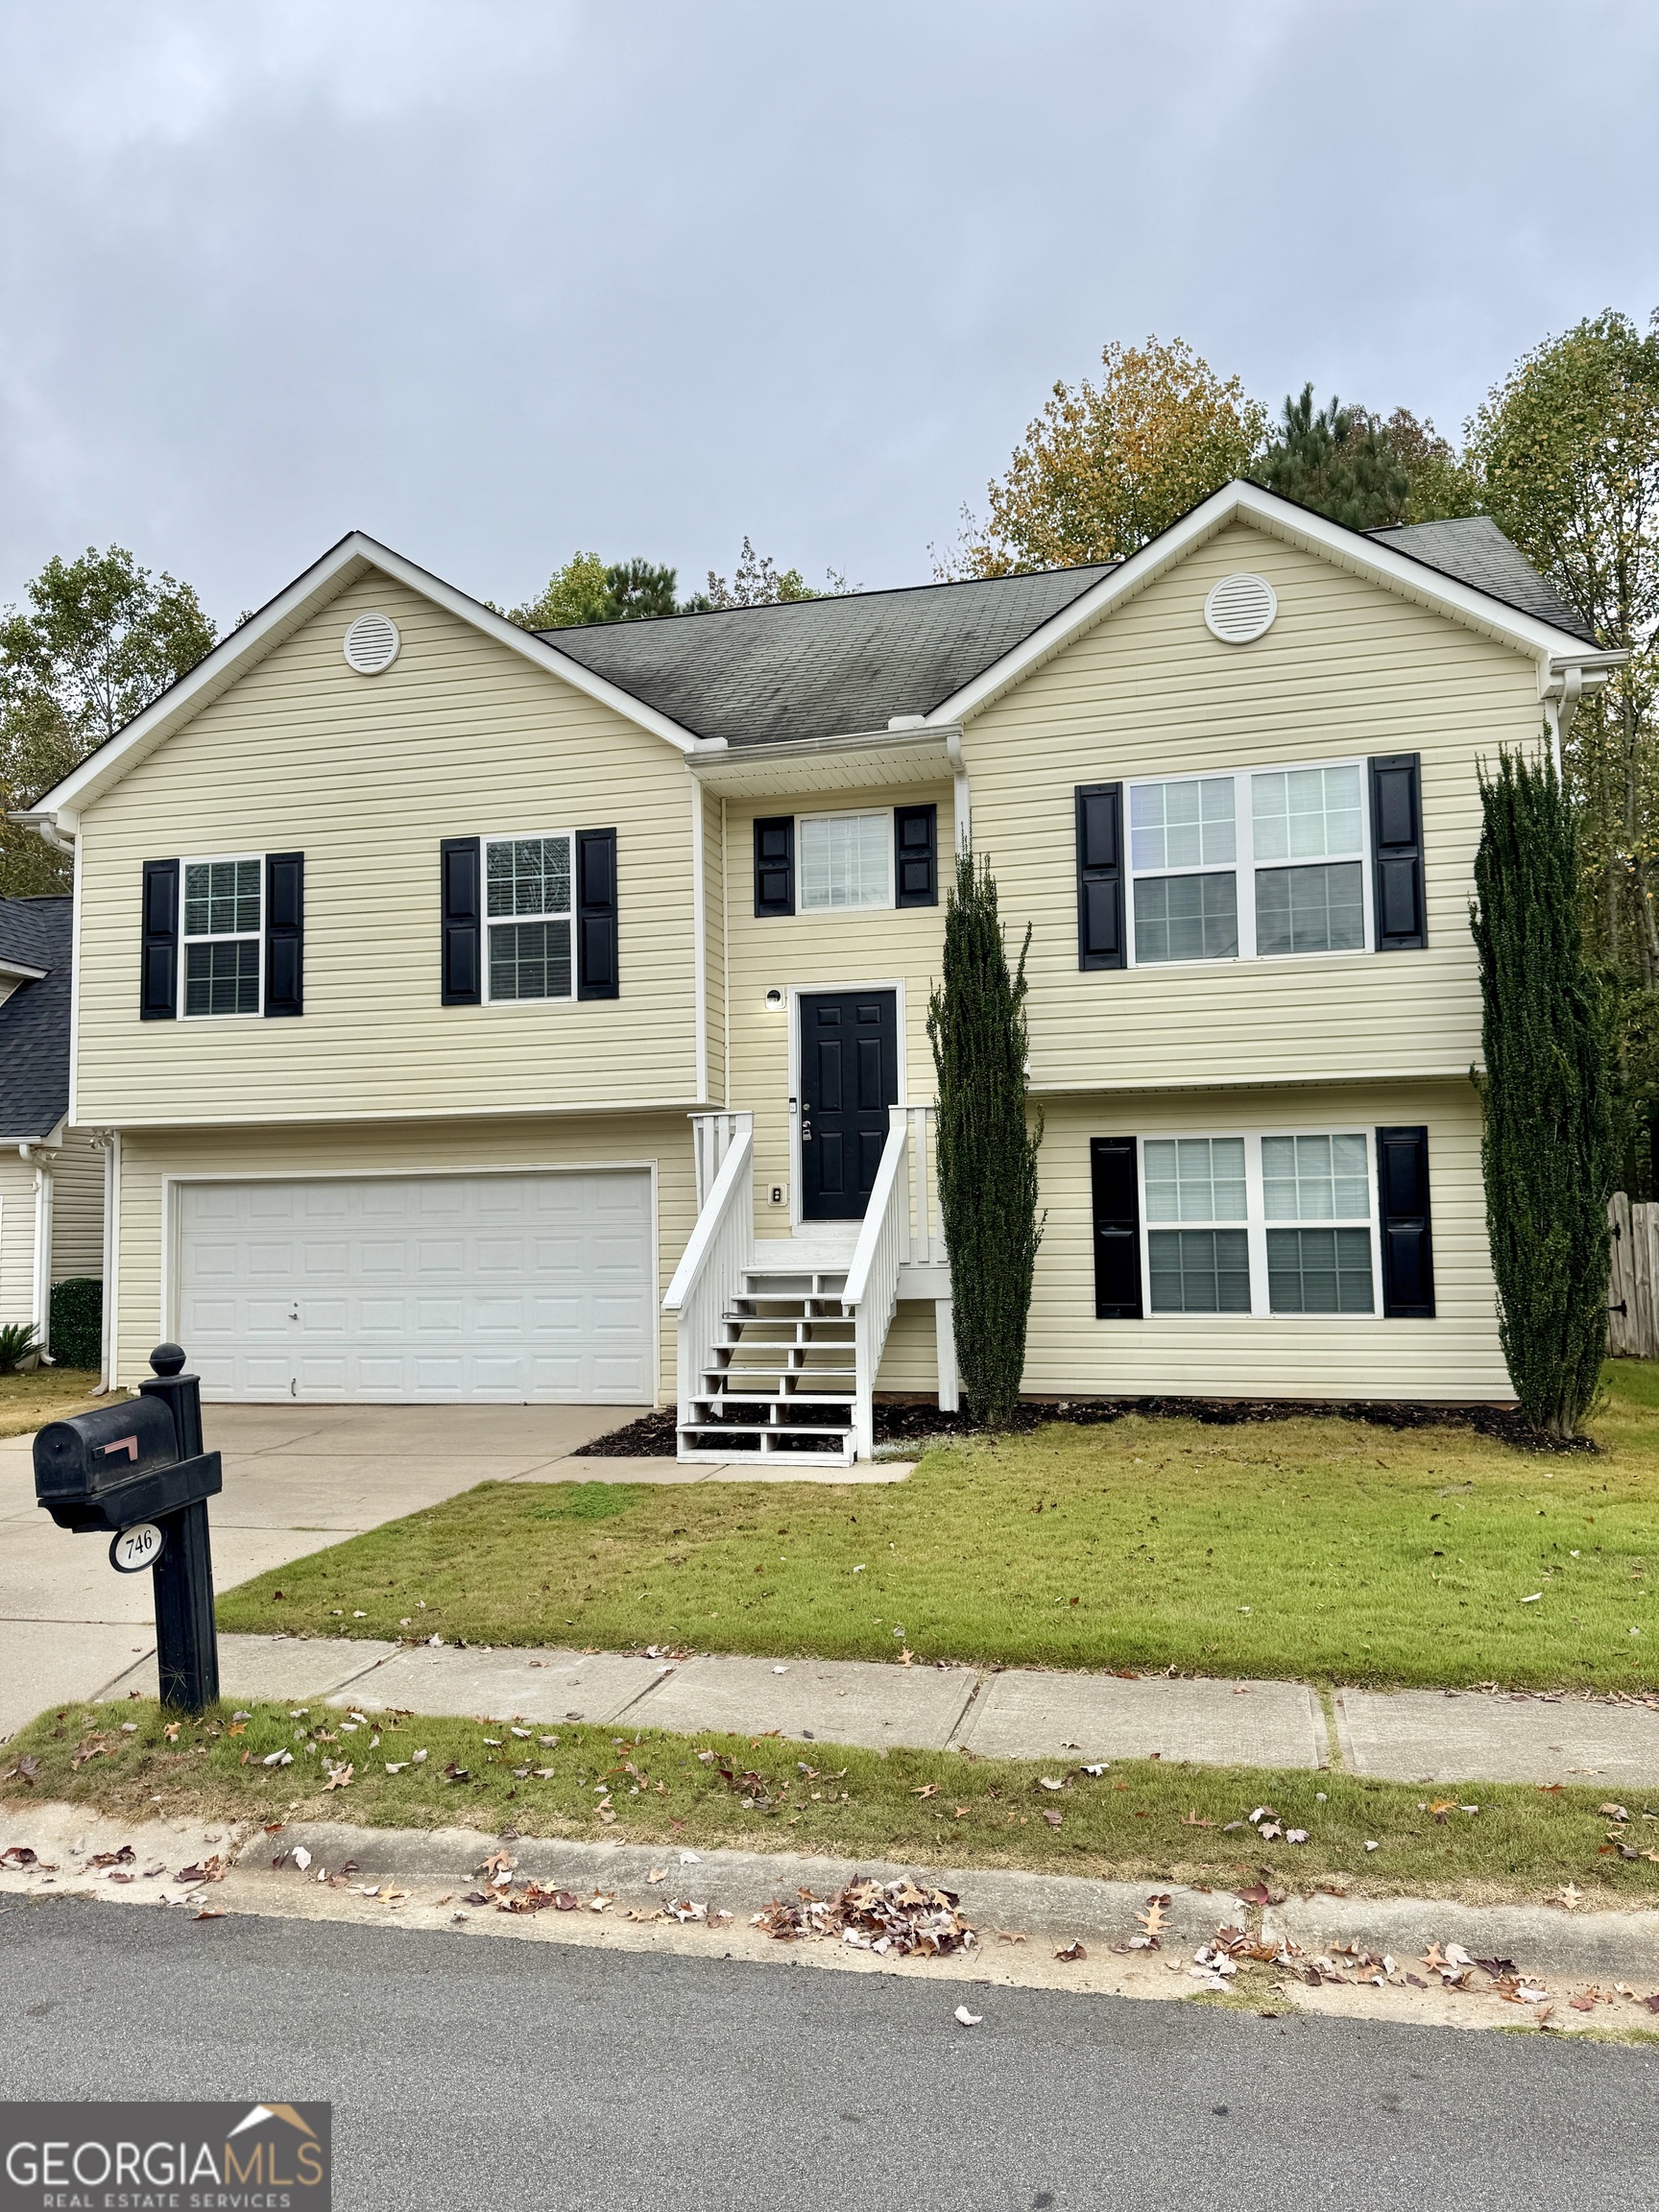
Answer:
[176,1169,655,1403]
[799,989,900,1219]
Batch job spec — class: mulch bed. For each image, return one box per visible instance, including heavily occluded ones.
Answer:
[577,1395,1579,1459]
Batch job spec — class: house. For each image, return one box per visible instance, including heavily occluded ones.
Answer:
[15,483,1617,1456]
[0,897,106,1358]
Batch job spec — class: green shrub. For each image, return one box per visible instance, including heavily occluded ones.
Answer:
[0,1322,38,1375]
[49,1278,102,1370]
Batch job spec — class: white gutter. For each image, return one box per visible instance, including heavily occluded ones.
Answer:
[17,1142,56,1360]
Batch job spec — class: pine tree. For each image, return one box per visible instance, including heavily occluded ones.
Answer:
[926,850,1044,1426]
[1471,753,1619,1437]
[1258,385,1411,530]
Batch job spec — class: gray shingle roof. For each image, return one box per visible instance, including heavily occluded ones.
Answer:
[0,898,72,1139]
[1368,517,1596,646]
[544,565,1117,745]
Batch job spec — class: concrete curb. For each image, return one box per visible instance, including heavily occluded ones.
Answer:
[266,1816,1659,1981]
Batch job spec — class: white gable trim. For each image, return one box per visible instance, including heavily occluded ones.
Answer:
[922,482,1623,730]
[16,531,704,827]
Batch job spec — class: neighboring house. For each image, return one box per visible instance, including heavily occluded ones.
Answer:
[0,898,106,1358]
[15,483,1619,1458]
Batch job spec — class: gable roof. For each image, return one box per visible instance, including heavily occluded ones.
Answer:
[546,566,1116,747]
[1368,517,1596,645]
[0,898,72,1139]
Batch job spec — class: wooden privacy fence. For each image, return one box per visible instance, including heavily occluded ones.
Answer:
[1607,1192,1659,1358]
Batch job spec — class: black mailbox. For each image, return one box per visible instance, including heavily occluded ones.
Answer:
[34,1344,222,1710]
[35,1396,220,1529]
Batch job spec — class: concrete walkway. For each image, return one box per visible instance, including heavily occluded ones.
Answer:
[91,1630,1659,1788]
[0,1404,910,1736]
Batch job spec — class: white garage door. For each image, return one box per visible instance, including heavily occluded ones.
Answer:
[178,1171,655,1403]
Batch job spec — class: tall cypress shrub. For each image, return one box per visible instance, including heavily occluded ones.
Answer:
[926,849,1044,1426]
[1471,752,1618,1437]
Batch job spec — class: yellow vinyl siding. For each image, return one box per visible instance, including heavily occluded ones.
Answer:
[73,573,698,1128]
[722,781,952,1233]
[0,1155,36,1330]
[109,1112,695,1399]
[50,1129,106,1281]
[1023,1081,1505,1402]
[965,519,1543,1093]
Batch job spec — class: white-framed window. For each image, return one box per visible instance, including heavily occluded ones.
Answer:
[182,855,262,1017]
[1126,758,1369,966]
[797,810,892,912]
[484,833,573,1001]
[1142,1129,1379,1316]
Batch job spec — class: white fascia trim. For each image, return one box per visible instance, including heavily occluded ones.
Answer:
[923,482,1625,730]
[0,957,47,983]
[18,531,703,828]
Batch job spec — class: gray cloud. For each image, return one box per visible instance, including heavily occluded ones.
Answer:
[2,0,1656,623]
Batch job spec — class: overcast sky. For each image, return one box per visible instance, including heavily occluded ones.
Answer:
[2,0,1656,627]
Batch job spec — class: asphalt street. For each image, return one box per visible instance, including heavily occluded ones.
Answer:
[2,1897,1656,2211]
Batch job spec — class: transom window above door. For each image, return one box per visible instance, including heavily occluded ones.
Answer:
[182,856,262,1016]
[1127,759,1369,965]
[485,833,572,1000]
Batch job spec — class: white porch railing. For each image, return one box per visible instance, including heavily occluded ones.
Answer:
[663,1114,755,1428]
[843,1107,911,1460]
[692,1111,751,1210]
[900,1102,947,1266]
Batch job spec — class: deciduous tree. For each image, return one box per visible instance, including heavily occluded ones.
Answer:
[943,336,1267,576]
[1,546,215,895]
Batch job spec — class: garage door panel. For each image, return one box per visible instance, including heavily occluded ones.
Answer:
[180,1172,654,1404]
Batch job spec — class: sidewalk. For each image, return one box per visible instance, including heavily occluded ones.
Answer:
[96,1631,1659,1788]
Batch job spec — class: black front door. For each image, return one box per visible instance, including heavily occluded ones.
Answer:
[800,990,900,1219]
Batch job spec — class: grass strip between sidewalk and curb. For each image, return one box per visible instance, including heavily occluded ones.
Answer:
[8,1698,1659,1910]
[216,1369,1659,1689]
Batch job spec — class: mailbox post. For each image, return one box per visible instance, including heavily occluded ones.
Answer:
[35,1343,223,1713]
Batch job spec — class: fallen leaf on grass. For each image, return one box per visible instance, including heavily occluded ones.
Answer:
[913,1784,939,1799]
[7,1757,41,1785]
[1179,1810,1213,1828]
[1041,1810,1063,1828]
[1556,1884,1583,1911]
[324,1765,353,1791]
[1599,1803,1630,1823]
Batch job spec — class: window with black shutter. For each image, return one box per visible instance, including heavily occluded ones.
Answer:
[754,816,795,916]
[1075,783,1125,970]
[264,852,304,1018]
[440,836,482,1005]
[1091,1135,1142,1317]
[894,804,937,907]
[576,828,619,999]
[1376,1124,1434,1316]
[1370,754,1426,950]
[140,858,180,1021]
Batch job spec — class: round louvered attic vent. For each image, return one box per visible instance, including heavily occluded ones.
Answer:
[343,611,400,675]
[1203,573,1277,645]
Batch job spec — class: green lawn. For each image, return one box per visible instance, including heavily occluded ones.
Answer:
[216,1363,1659,1690]
[8,1698,1657,1907]
[0,1368,107,1440]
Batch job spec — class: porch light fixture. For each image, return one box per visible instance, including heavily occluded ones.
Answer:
[765,988,784,1011]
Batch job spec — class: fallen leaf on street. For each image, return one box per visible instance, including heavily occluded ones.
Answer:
[953,2006,982,2026]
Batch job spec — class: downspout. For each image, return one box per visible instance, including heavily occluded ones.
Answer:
[946,731,971,856]
[18,1143,56,1361]
[34,818,76,857]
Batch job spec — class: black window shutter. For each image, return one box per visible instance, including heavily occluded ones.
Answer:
[1377,1125,1435,1316]
[754,816,794,917]
[894,804,938,907]
[1370,754,1426,950]
[576,828,619,999]
[1075,783,1125,970]
[440,836,482,1006]
[264,852,304,1018]
[140,858,179,1021]
[1091,1135,1142,1318]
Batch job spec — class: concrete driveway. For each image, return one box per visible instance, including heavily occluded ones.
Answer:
[0,1401,644,1738]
